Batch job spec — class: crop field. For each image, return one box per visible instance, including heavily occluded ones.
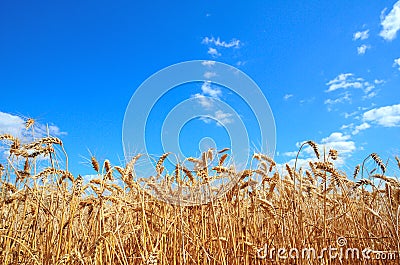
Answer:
[0,125,399,264]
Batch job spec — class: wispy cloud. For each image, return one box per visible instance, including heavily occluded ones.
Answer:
[201,82,221,98]
[352,122,371,135]
[326,73,363,92]
[324,91,351,104]
[0,112,26,137]
[357,44,370,55]
[192,93,214,109]
[191,82,222,110]
[344,111,358,119]
[207,47,221,57]
[324,92,351,111]
[340,123,353,129]
[394,58,400,70]
[353,30,369,40]
[214,110,234,126]
[325,73,379,106]
[202,37,241,48]
[203,71,217,79]
[380,0,400,41]
[363,104,400,127]
[199,110,234,127]
[362,91,377,100]
[202,36,242,57]
[190,82,235,127]
[283,94,293,100]
[202,60,216,67]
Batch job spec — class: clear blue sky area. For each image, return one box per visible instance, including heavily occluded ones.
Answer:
[1,1,399,177]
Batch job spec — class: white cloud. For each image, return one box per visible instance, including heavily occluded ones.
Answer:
[203,71,217,79]
[276,157,318,171]
[202,37,241,48]
[191,82,222,110]
[199,110,233,127]
[357,44,370,55]
[324,91,351,104]
[380,1,400,41]
[201,82,221,98]
[192,93,214,109]
[352,122,371,135]
[363,82,374,93]
[282,151,298,157]
[0,112,25,137]
[340,123,353,130]
[321,132,350,143]
[324,92,351,111]
[0,111,65,141]
[326,73,363,92]
[202,60,215,67]
[0,112,65,162]
[283,94,293,100]
[353,30,369,40]
[394,58,400,70]
[344,111,358,119]
[199,117,213,124]
[299,97,315,105]
[362,91,377,100]
[321,132,356,155]
[214,110,233,126]
[363,104,400,127]
[283,132,356,168]
[207,47,221,57]
[325,74,381,106]
[81,174,98,184]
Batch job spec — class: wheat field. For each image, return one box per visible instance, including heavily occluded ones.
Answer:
[1,122,400,264]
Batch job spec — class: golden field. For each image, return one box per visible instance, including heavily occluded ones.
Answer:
[0,124,399,264]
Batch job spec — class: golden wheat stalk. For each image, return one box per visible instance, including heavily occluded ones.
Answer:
[371,174,400,188]
[217,147,230,154]
[33,168,70,180]
[353,178,373,189]
[0,133,19,143]
[353,165,360,179]
[306,140,320,159]
[73,175,83,196]
[257,198,276,218]
[25,118,35,130]
[156,152,170,175]
[370,153,386,173]
[328,149,338,160]
[124,153,142,174]
[29,146,55,158]
[181,166,195,185]
[396,156,400,170]
[91,156,100,172]
[285,164,294,180]
[218,153,228,166]
[104,159,111,173]
[9,148,29,158]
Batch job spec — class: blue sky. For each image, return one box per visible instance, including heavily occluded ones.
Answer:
[1,0,400,177]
